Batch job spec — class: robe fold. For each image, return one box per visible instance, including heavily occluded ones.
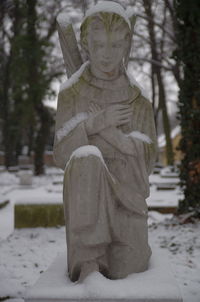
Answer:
[53,65,157,281]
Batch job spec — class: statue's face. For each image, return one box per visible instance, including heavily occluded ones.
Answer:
[87,19,129,76]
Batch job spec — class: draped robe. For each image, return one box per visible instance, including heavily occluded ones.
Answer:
[53,65,157,281]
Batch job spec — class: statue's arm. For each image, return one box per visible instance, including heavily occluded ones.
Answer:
[138,98,157,174]
[84,103,133,137]
[99,126,136,156]
[99,98,157,174]
[53,90,89,170]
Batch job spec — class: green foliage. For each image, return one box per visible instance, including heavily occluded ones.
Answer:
[175,0,200,215]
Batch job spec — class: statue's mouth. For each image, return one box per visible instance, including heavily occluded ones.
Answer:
[101,60,112,66]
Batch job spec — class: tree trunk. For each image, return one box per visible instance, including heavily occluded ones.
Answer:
[1,0,22,168]
[34,105,52,175]
[143,0,174,165]
[156,72,174,165]
[175,0,200,216]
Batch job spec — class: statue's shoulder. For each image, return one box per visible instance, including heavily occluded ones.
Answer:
[58,61,89,101]
[137,94,153,110]
[127,74,153,111]
[133,92,153,114]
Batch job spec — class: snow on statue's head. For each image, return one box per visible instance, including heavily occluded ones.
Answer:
[80,1,134,77]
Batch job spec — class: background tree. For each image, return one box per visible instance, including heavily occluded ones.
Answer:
[25,0,54,175]
[175,0,200,216]
[127,0,181,165]
[0,0,64,174]
[142,0,174,165]
[0,0,28,167]
[1,0,183,174]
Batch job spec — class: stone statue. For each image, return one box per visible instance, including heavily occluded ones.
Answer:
[53,1,157,283]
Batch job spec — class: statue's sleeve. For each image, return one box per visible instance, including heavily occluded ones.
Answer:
[140,97,157,174]
[99,96,157,175]
[53,89,89,170]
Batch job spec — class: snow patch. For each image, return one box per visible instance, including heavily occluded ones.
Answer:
[25,250,182,301]
[14,187,62,205]
[84,1,131,29]
[56,112,88,143]
[148,211,173,225]
[57,13,70,28]
[70,145,104,160]
[60,61,89,92]
[65,146,105,170]
[1,222,200,301]
[65,146,116,183]
[126,7,136,18]
[0,172,19,186]
[127,131,152,144]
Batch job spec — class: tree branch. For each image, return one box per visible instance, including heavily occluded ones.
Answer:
[129,57,172,71]
[137,13,176,42]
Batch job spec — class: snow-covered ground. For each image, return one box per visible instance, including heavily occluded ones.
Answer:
[0,168,182,208]
[0,168,199,302]
[0,219,200,302]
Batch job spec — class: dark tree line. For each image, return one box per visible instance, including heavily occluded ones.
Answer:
[0,0,63,174]
[1,0,178,173]
[175,0,200,216]
[1,0,199,216]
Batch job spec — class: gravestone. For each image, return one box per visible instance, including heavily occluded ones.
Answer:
[19,170,33,186]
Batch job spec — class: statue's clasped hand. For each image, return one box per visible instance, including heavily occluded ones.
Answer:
[85,103,132,135]
[104,104,132,127]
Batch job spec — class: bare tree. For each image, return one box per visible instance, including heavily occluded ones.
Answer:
[127,0,180,165]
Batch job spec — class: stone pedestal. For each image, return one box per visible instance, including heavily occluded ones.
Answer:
[25,249,182,302]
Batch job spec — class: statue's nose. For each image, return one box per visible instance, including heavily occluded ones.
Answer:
[102,44,112,59]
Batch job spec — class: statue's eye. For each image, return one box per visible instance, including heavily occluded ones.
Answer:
[95,42,104,48]
[112,42,122,48]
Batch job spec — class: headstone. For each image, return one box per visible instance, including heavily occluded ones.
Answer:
[156,183,177,190]
[8,166,19,173]
[19,170,33,186]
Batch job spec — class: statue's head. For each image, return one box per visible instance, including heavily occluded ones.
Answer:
[80,2,133,78]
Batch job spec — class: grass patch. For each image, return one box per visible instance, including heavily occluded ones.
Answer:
[15,204,65,228]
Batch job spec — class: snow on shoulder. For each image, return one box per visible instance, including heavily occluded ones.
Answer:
[60,61,89,92]
[83,1,131,29]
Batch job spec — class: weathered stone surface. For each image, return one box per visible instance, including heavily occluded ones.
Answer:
[54,1,157,282]
[25,249,182,302]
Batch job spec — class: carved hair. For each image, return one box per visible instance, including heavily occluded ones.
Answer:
[80,12,131,53]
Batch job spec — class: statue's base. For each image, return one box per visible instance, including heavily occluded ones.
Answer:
[25,249,182,302]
